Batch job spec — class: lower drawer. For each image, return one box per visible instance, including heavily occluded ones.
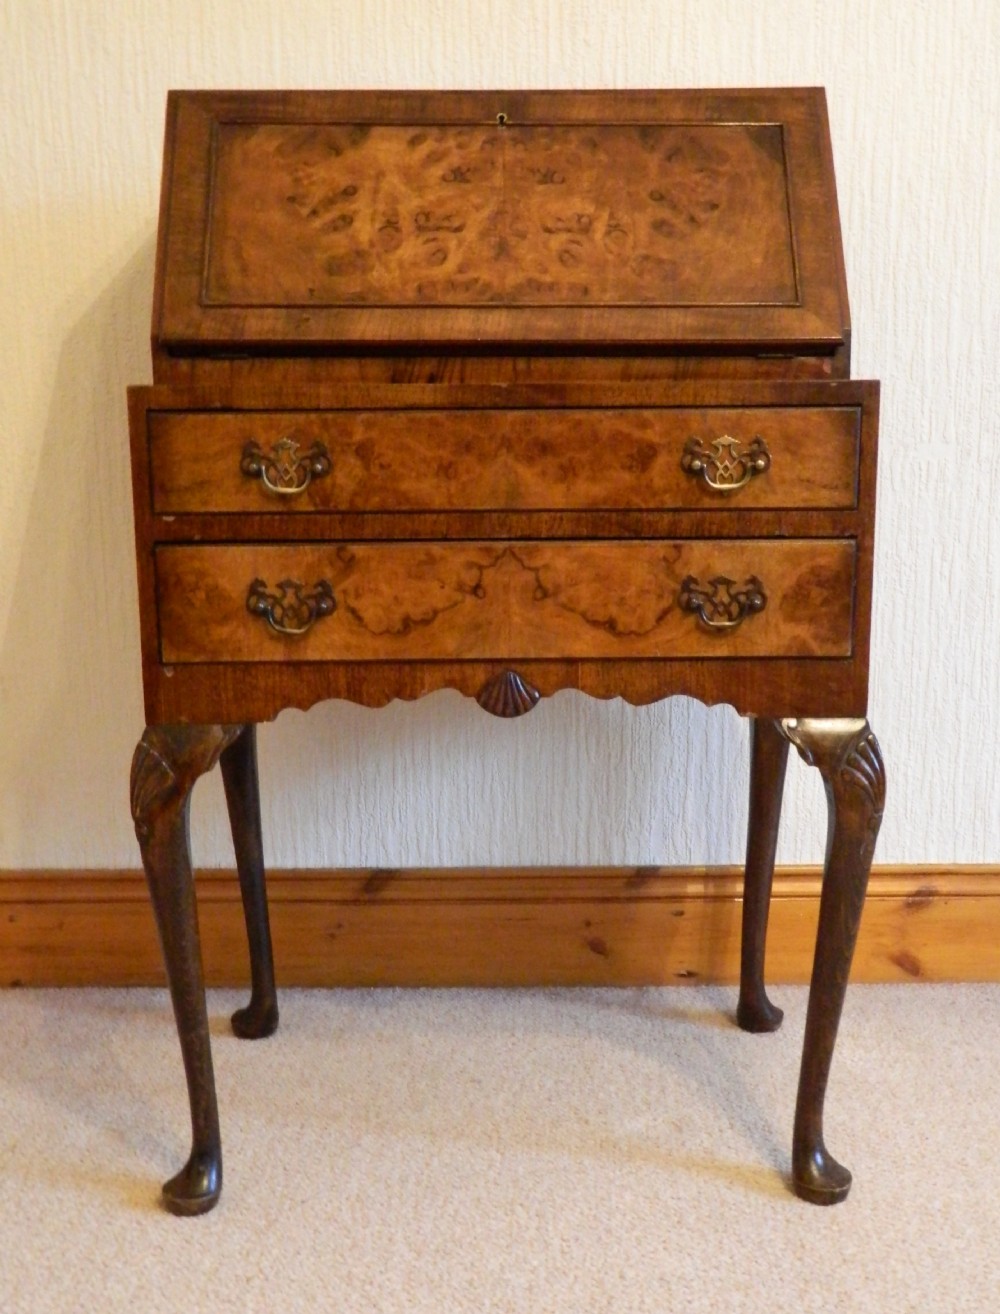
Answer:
[156,539,855,664]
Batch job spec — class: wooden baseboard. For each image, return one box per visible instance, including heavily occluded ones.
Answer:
[2,865,997,987]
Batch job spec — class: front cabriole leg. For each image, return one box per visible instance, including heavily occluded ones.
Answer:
[131,722,245,1216]
[780,718,886,1204]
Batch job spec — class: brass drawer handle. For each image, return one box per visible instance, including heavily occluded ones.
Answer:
[240,437,331,496]
[246,578,336,636]
[679,575,767,630]
[681,435,770,493]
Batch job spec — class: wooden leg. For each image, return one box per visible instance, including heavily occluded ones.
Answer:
[219,724,279,1040]
[737,717,789,1033]
[780,717,886,1204]
[130,722,244,1216]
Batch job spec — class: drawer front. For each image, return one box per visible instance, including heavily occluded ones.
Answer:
[148,407,859,514]
[156,539,856,663]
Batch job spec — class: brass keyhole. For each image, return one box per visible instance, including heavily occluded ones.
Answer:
[496,112,508,127]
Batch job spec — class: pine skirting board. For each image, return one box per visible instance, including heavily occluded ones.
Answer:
[1,866,997,987]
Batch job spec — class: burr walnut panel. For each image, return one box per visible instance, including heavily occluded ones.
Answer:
[205,121,796,309]
[148,405,860,514]
[156,89,847,353]
[155,539,856,664]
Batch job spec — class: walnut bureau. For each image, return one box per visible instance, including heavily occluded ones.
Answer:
[127,89,885,1215]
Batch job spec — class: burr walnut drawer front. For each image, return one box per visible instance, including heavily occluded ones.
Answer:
[147,406,860,514]
[155,539,856,664]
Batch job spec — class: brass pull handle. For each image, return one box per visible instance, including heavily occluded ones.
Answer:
[240,437,331,497]
[246,578,336,636]
[679,575,767,631]
[681,435,770,493]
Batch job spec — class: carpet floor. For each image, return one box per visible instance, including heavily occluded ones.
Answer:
[0,984,997,1312]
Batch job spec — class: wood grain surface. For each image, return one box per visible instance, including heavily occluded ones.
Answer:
[154,352,849,387]
[149,404,860,514]
[3,867,996,988]
[205,121,795,308]
[130,379,877,723]
[157,89,847,351]
[155,538,856,663]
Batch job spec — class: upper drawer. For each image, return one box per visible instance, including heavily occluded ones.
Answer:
[148,405,860,514]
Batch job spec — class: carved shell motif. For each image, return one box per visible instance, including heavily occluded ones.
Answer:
[475,670,542,718]
[129,741,177,842]
[841,733,886,825]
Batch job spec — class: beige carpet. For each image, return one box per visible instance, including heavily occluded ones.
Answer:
[1,984,997,1312]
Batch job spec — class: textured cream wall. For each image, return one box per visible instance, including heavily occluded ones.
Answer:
[1,1,998,869]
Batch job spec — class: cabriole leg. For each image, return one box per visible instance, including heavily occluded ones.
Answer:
[737,716,789,1033]
[780,717,886,1205]
[130,722,244,1216]
[219,724,279,1039]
